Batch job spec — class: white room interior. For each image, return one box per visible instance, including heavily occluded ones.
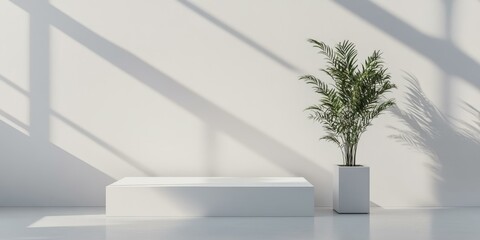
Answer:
[1,0,479,239]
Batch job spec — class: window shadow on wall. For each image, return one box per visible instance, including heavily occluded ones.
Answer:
[334,0,480,90]
[177,0,301,73]
[0,0,115,206]
[390,74,480,206]
[8,0,331,205]
[0,120,114,206]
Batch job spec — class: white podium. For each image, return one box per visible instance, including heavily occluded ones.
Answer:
[106,177,314,217]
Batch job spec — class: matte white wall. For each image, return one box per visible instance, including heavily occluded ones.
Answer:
[0,0,479,207]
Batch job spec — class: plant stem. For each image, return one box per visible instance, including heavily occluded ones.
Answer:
[353,143,358,166]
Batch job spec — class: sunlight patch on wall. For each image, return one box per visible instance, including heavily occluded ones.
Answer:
[0,1,30,91]
[0,79,29,135]
[450,1,480,61]
[214,130,293,177]
[48,21,229,178]
[50,112,147,179]
[0,1,30,136]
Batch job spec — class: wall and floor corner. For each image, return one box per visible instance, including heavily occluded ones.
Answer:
[0,0,479,207]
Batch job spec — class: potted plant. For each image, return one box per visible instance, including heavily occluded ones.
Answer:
[300,39,396,213]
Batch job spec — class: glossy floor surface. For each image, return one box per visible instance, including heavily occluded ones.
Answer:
[0,207,479,240]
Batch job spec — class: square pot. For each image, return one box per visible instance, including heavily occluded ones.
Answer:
[333,165,369,213]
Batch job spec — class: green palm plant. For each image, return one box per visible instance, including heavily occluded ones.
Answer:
[300,39,396,166]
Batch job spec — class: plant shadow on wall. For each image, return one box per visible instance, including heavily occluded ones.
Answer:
[390,74,480,205]
[7,0,331,205]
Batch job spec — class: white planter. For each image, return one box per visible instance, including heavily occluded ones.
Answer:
[333,165,370,213]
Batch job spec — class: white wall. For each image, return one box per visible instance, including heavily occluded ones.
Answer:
[0,0,479,207]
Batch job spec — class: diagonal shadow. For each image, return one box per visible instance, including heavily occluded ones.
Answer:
[177,0,301,72]
[11,0,330,204]
[334,0,480,90]
[0,74,29,96]
[0,0,114,206]
[51,111,156,176]
[0,109,28,131]
[0,119,114,206]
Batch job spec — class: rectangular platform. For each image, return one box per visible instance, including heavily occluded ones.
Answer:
[106,177,314,217]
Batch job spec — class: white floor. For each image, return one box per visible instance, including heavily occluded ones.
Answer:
[1,207,479,240]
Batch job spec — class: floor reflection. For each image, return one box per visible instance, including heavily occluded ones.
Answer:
[2,207,480,240]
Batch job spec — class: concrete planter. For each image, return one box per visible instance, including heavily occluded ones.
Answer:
[333,165,370,213]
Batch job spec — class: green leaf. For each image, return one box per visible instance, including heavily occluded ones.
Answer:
[299,39,397,165]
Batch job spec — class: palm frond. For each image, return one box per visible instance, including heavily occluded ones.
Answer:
[299,39,396,166]
[320,134,342,147]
